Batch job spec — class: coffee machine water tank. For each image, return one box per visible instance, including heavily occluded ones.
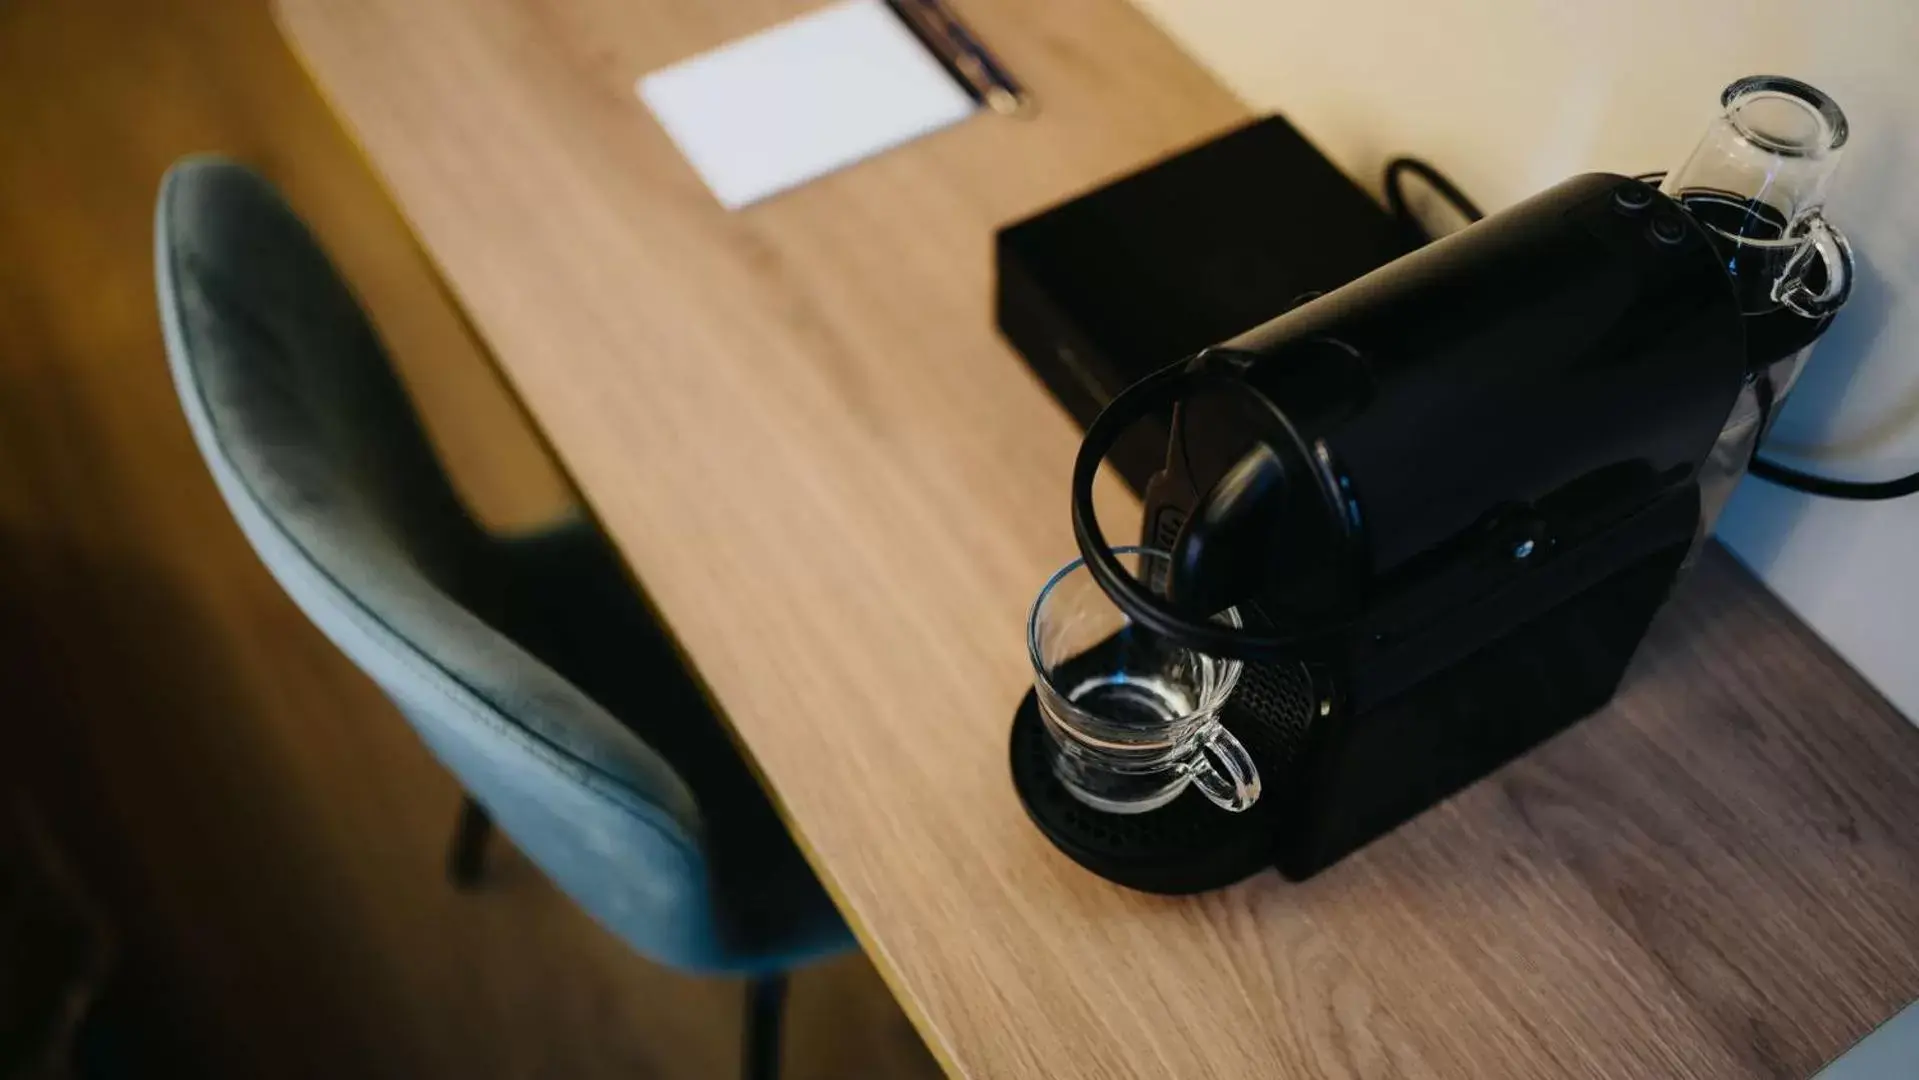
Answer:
[1661,75,1854,544]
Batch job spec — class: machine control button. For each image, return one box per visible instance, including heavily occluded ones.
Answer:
[1613,183,1655,212]
[1651,212,1689,245]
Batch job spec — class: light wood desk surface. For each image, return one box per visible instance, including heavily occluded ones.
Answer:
[275,0,1919,1075]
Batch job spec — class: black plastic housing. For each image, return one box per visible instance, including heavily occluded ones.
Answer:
[1142,173,1751,879]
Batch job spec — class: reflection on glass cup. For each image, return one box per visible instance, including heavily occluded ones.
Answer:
[1026,547,1260,814]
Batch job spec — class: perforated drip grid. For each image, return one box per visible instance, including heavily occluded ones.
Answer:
[1224,658,1318,771]
[1009,657,1321,894]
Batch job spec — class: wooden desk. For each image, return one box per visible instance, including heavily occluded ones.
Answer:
[275,1,1919,1074]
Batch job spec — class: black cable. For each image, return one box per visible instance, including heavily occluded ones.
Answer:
[1747,456,1919,501]
[1385,160,1919,502]
[1383,157,1485,235]
[1749,369,1919,500]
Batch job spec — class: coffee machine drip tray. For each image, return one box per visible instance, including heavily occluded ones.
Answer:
[1009,655,1317,893]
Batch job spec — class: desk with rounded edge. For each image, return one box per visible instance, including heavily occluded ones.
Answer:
[273,1,1919,1074]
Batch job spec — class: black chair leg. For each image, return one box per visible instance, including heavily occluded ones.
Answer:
[743,973,788,1080]
[447,795,493,890]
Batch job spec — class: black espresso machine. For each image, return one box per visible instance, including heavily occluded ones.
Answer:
[999,78,1859,893]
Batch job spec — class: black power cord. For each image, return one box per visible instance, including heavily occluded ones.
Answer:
[1384,159,1918,502]
[1383,157,1483,242]
[1747,456,1919,501]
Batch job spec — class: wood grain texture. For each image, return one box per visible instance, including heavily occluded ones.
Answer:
[0,0,937,1076]
[272,0,1919,1076]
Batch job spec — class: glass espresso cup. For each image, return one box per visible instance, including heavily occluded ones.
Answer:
[1026,547,1260,814]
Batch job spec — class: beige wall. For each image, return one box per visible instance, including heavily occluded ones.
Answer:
[1127,0,1919,718]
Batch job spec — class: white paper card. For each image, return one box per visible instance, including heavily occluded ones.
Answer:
[637,0,978,210]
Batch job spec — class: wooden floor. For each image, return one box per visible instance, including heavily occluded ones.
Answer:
[0,0,938,1075]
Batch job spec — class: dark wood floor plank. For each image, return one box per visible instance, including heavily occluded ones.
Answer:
[0,1,939,1076]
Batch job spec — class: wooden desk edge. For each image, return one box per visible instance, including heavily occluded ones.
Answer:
[264,9,974,1074]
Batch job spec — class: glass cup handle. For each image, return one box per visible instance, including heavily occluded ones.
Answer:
[1187,726,1263,813]
[1774,210,1854,319]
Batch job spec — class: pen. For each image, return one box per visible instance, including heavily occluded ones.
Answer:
[884,0,1034,117]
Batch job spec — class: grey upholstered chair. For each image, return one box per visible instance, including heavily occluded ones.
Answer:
[154,157,850,1079]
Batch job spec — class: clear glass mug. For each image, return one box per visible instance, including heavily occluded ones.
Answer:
[1026,547,1260,814]
[1661,74,1853,318]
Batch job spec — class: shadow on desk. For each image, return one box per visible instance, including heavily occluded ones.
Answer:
[0,530,937,1079]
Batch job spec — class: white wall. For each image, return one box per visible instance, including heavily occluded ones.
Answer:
[1124,0,1919,719]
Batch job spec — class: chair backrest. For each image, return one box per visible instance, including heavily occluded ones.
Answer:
[153,157,745,971]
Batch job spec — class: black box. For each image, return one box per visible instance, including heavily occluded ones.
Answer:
[994,115,1409,491]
